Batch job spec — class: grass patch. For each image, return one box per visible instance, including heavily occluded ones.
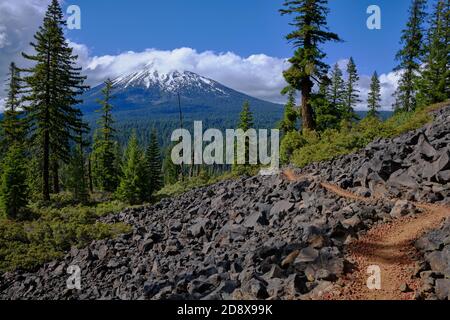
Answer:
[0,200,131,272]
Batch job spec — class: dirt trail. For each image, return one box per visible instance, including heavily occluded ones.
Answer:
[282,169,450,300]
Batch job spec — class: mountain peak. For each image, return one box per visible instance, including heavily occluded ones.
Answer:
[112,64,228,96]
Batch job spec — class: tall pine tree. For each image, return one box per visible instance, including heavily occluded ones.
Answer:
[393,0,427,112]
[21,0,88,201]
[0,63,28,219]
[417,0,449,106]
[1,62,26,149]
[91,79,119,192]
[328,63,346,109]
[280,0,341,131]
[343,57,360,121]
[145,129,163,199]
[367,71,382,118]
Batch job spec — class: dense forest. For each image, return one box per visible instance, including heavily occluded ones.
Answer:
[0,0,448,271]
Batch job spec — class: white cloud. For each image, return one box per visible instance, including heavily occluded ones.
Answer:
[69,44,290,104]
[0,0,50,104]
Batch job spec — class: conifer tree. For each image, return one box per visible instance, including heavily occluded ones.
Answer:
[280,0,341,131]
[367,71,382,118]
[0,145,28,219]
[91,79,119,192]
[393,0,427,112]
[115,132,147,205]
[280,89,298,134]
[238,100,254,132]
[145,129,163,199]
[417,0,449,106]
[66,143,89,203]
[328,63,346,109]
[1,63,26,149]
[343,57,360,121]
[21,0,88,201]
[162,144,179,185]
[313,75,340,131]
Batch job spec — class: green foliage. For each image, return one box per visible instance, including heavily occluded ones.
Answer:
[279,90,298,134]
[393,0,427,112]
[115,132,148,204]
[233,101,255,174]
[280,131,305,164]
[343,57,360,121]
[162,144,180,185]
[288,102,439,168]
[145,129,163,198]
[0,146,29,219]
[91,79,119,192]
[65,144,89,203]
[21,0,89,200]
[367,71,382,118]
[1,63,26,149]
[417,0,450,107]
[313,65,345,131]
[0,201,130,272]
[280,0,341,130]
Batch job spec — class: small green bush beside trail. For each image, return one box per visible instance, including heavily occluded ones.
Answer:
[0,201,131,272]
[285,101,448,168]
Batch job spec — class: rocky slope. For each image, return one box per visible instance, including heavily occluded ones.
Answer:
[1,106,449,300]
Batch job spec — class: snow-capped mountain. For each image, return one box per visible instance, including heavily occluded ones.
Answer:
[80,65,283,144]
[112,65,228,97]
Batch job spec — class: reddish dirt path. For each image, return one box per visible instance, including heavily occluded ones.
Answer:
[333,204,450,300]
[282,169,450,300]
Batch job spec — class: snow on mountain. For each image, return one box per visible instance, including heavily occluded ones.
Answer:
[112,63,228,96]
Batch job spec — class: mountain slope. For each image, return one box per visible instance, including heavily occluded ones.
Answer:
[81,66,282,123]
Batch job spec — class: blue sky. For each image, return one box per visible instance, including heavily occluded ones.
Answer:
[66,0,412,76]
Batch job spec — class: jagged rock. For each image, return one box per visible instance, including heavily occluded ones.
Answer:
[390,200,412,218]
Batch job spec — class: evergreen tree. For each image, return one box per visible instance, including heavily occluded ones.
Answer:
[145,129,163,199]
[115,132,147,205]
[343,57,360,121]
[417,0,449,106]
[1,63,26,149]
[238,100,254,131]
[162,144,180,185]
[328,63,346,109]
[66,143,89,203]
[393,0,427,112]
[21,0,88,201]
[0,145,28,219]
[91,79,119,192]
[280,89,298,134]
[280,0,341,131]
[367,71,382,118]
[237,101,254,167]
[313,75,340,131]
